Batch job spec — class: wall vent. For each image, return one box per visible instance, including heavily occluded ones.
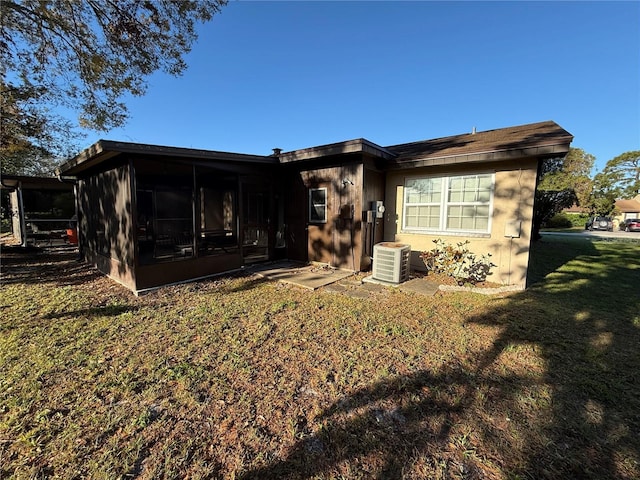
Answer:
[372,242,411,284]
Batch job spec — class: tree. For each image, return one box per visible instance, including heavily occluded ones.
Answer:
[1,0,227,174]
[600,150,640,198]
[532,148,595,239]
[1,81,80,175]
[585,171,618,216]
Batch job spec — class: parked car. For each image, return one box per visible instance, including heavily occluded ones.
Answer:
[620,218,640,232]
[585,216,613,231]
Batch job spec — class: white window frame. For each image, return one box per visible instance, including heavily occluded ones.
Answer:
[403,173,494,235]
[309,187,328,223]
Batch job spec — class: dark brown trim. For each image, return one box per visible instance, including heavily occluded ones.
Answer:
[278,138,395,163]
[385,143,572,170]
[1,174,75,190]
[57,140,277,176]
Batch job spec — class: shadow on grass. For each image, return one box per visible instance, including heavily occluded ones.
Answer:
[220,275,269,293]
[0,245,102,287]
[239,237,640,479]
[43,305,137,320]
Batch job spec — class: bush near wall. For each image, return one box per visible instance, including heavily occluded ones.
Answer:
[419,239,496,285]
[546,212,590,228]
[545,213,573,228]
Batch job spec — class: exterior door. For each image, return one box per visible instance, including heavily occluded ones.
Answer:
[284,173,308,262]
[307,182,334,264]
[241,181,271,263]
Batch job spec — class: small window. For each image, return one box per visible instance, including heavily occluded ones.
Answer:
[309,188,327,223]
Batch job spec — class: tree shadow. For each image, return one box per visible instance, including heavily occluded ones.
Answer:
[238,361,538,479]
[526,234,595,286]
[469,238,640,478]
[0,245,102,287]
[43,304,137,320]
[238,238,640,479]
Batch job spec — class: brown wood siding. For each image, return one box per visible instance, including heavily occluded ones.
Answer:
[85,250,136,291]
[299,162,364,271]
[284,171,308,262]
[135,253,243,291]
[77,161,135,288]
[361,168,386,270]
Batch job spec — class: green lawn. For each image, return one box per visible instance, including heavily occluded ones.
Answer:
[1,237,639,479]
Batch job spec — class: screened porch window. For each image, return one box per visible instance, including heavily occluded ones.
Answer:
[403,173,494,234]
[198,186,238,257]
[149,188,194,260]
[136,167,194,264]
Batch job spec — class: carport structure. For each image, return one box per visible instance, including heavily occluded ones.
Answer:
[1,175,76,247]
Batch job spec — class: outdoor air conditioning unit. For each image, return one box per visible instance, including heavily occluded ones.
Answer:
[372,242,411,284]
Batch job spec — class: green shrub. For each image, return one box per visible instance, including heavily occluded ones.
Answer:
[546,213,573,228]
[569,213,591,227]
[419,239,496,285]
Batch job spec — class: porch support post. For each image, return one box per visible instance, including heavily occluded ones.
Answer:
[13,182,27,247]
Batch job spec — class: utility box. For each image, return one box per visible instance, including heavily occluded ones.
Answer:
[504,220,522,238]
[372,242,410,284]
[372,200,385,218]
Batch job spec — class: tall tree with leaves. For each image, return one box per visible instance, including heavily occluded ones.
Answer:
[1,80,80,175]
[600,150,640,198]
[585,171,618,216]
[0,0,227,175]
[532,147,595,239]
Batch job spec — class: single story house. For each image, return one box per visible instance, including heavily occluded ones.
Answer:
[614,195,640,222]
[56,120,573,294]
[564,195,640,228]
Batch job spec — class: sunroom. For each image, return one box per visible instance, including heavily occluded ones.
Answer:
[58,141,281,293]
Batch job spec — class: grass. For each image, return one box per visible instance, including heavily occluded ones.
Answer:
[540,226,586,233]
[1,237,639,479]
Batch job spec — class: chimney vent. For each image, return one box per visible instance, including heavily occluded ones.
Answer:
[472,126,477,135]
[272,148,282,156]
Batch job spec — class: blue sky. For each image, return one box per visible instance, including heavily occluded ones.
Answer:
[102,1,639,174]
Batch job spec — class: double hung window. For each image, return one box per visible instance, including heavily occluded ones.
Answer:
[403,173,494,234]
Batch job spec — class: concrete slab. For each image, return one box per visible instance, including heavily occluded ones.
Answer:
[250,262,355,290]
[343,289,371,299]
[362,275,402,288]
[361,282,385,293]
[398,278,440,296]
[361,274,439,296]
[323,283,347,293]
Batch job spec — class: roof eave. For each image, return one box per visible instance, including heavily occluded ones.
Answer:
[385,141,572,170]
[57,140,278,176]
[56,140,116,176]
[278,138,395,163]
[1,174,76,190]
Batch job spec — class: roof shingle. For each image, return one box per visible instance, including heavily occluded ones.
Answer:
[384,120,573,165]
